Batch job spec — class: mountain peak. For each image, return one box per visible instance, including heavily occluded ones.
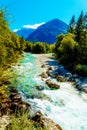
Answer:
[27,19,68,43]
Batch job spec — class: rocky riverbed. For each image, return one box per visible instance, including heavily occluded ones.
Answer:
[8,53,87,130]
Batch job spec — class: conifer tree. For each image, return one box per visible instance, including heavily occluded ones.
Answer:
[75,11,84,43]
[68,15,76,33]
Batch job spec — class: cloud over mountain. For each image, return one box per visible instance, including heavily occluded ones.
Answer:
[23,22,45,29]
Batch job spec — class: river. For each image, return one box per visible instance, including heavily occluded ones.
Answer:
[12,53,87,130]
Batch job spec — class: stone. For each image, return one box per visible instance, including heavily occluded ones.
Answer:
[46,71,57,78]
[11,95,22,101]
[46,79,60,89]
[56,76,66,82]
[39,72,48,78]
[9,88,18,93]
[49,73,58,78]
[10,101,30,113]
[9,87,30,113]
[47,66,53,71]
[19,102,30,112]
[41,64,45,68]
[31,111,43,122]
[43,118,62,130]
[31,111,62,130]
[65,72,72,77]
[36,85,44,91]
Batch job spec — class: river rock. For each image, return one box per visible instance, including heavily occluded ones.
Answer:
[9,87,18,93]
[10,101,30,113]
[81,88,87,93]
[31,111,62,130]
[56,76,66,82]
[65,72,72,78]
[36,85,44,91]
[1,99,11,115]
[47,66,53,71]
[0,115,10,130]
[9,87,30,113]
[43,118,62,130]
[49,73,58,78]
[41,64,45,68]
[72,74,78,78]
[39,72,48,78]
[46,79,60,89]
[46,70,58,78]
[18,102,30,112]
[31,111,43,122]
[11,95,22,101]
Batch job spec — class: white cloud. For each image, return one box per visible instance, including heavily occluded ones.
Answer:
[13,29,20,32]
[13,22,45,32]
[23,22,45,29]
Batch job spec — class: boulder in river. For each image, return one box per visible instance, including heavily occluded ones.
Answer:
[36,85,45,91]
[65,72,72,78]
[46,70,58,78]
[39,72,48,78]
[46,79,60,89]
[41,64,46,68]
[47,66,53,71]
[56,75,66,82]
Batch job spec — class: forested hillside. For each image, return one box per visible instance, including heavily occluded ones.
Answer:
[0,8,26,116]
[0,8,26,70]
[54,11,87,76]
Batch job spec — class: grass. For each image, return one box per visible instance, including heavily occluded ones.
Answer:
[6,112,49,130]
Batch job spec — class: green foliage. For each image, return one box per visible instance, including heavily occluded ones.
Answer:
[25,41,33,52]
[54,11,87,75]
[0,7,26,115]
[68,15,76,33]
[25,41,54,54]
[32,42,46,53]
[0,85,9,114]
[75,64,87,76]
[75,11,84,43]
[0,8,26,68]
[56,33,77,66]
[6,112,49,130]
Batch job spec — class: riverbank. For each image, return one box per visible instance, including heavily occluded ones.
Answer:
[0,53,62,130]
[33,53,87,94]
[29,53,87,130]
[1,53,87,130]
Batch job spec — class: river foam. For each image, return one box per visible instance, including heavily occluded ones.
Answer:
[14,53,87,130]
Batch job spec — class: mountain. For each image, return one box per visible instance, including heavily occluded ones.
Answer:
[15,28,35,39]
[26,19,68,44]
[13,23,45,39]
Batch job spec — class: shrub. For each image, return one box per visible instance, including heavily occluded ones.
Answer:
[75,64,87,76]
[6,112,49,130]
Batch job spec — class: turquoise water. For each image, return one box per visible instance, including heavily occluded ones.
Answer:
[13,53,47,97]
[13,53,87,130]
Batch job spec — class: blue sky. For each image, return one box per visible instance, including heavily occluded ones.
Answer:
[0,0,87,30]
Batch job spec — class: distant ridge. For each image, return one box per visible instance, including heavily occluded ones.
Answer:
[15,28,35,39]
[26,19,68,44]
[14,22,45,39]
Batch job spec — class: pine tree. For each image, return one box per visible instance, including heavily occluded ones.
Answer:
[68,15,76,33]
[75,11,84,43]
[75,11,87,63]
[84,12,87,31]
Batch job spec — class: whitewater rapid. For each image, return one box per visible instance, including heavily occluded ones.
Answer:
[13,53,87,130]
